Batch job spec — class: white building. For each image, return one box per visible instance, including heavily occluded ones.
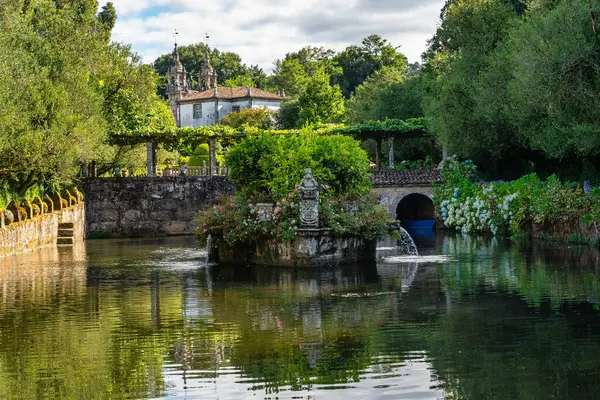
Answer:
[166,44,284,127]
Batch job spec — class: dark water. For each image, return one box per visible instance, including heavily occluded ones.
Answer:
[2,236,600,399]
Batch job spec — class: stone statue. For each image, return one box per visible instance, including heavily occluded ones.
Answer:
[299,168,319,228]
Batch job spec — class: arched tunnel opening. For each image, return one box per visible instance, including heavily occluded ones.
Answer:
[396,194,436,241]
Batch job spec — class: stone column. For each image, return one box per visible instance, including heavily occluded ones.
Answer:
[388,137,395,170]
[147,141,156,177]
[209,139,217,176]
[375,138,382,170]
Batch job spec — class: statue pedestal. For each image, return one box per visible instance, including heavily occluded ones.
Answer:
[211,229,376,268]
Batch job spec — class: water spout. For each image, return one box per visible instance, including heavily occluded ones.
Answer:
[397,227,418,256]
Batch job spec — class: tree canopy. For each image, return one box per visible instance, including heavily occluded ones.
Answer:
[420,0,600,181]
[0,0,174,199]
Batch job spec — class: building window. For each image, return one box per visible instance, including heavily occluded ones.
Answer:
[193,104,202,119]
[232,106,241,113]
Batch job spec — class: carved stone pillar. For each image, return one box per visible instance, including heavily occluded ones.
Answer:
[388,137,395,170]
[299,168,319,229]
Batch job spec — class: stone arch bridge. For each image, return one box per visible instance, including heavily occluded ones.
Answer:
[371,169,441,221]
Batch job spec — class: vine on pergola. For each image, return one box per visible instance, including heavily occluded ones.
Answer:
[108,119,431,170]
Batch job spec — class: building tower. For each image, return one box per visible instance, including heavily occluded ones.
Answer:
[166,43,189,124]
[198,55,217,91]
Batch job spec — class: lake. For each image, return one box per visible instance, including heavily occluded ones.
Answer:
[1,235,600,399]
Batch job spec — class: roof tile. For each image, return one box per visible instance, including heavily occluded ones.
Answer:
[180,87,284,102]
[371,169,442,187]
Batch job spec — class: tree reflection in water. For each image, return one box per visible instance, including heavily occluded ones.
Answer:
[1,236,600,398]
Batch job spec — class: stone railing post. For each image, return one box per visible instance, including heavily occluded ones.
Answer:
[299,168,319,229]
[209,139,217,176]
[147,141,156,177]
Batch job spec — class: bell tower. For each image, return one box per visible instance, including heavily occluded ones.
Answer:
[198,55,217,91]
[166,42,189,124]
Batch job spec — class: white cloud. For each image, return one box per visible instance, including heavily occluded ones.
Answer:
[104,0,444,71]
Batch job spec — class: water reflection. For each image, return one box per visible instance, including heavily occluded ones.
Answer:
[2,236,600,398]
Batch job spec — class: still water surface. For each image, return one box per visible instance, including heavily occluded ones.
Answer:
[1,235,600,399]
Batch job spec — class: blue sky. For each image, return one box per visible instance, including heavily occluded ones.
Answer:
[104,0,446,71]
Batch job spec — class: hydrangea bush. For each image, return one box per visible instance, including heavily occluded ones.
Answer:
[436,156,600,237]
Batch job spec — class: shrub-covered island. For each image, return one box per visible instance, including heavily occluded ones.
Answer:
[195,133,390,267]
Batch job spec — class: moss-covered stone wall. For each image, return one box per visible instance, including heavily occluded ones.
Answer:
[82,177,235,238]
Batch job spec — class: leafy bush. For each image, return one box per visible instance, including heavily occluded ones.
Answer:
[220,107,277,129]
[226,133,372,199]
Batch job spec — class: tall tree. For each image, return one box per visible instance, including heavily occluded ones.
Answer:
[506,0,600,159]
[268,46,340,97]
[334,34,407,98]
[0,0,172,196]
[346,66,424,124]
[420,0,524,171]
[297,70,345,126]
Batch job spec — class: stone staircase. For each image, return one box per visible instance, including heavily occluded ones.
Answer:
[57,222,75,245]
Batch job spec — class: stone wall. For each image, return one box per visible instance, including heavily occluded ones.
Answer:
[214,229,376,268]
[0,203,85,259]
[82,177,235,237]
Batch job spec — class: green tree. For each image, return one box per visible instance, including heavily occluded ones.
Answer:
[297,71,345,126]
[0,0,172,196]
[268,46,340,97]
[505,0,600,159]
[334,35,407,98]
[223,65,268,88]
[277,99,301,129]
[420,0,524,172]
[346,66,423,124]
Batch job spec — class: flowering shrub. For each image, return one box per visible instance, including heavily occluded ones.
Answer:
[436,157,600,236]
[196,192,300,247]
[196,190,390,246]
